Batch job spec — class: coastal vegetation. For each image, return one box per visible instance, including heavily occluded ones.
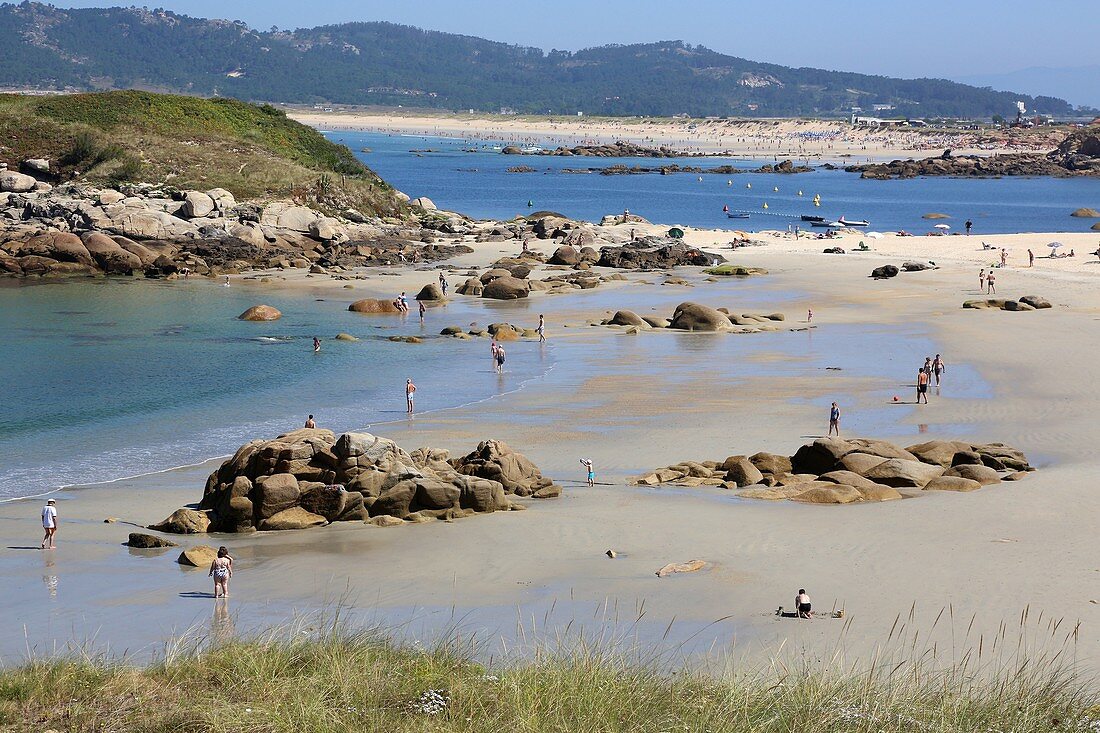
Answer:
[0,90,401,215]
[0,619,1095,732]
[0,4,1085,119]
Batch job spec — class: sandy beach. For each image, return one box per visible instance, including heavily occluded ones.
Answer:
[288,110,1066,165]
[4,220,1100,670]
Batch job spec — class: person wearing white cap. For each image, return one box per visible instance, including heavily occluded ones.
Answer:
[41,498,58,549]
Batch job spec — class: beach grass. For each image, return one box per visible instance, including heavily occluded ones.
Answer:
[1,612,1096,733]
[0,91,403,216]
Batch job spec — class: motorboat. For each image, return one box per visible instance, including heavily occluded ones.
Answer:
[726,212,750,219]
[801,215,826,223]
[810,220,842,228]
[838,216,870,227]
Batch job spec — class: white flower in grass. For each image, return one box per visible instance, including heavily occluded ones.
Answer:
[413,689,450,716]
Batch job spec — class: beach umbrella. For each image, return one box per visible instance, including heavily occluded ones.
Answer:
[668,227,685,239]
[865,232,884,239]
[732,230,750,239]
[1048,241,1063,249]
[933,224,951,230]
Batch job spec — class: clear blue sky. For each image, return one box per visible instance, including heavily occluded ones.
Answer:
[51,0,1100,79]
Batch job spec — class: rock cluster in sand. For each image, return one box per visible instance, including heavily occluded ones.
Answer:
[149,430,560,534]
[963,295,1052,311]
[636,437,1034,504]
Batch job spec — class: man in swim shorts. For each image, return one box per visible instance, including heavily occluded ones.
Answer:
[580,458,595,487]
[916,369,929,404]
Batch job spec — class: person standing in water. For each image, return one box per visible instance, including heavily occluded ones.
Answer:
[313,336,321,353]
[965,219,973,235]
[438,272,448,295]
[208,546,233,598]
[916,369,930,404]
[932,354,946,386]
[580,458,595,487]
[418,300,426,323]
[405,378,416,414]
[304,414,316,429]
[40,498,58,550]
[537,314,545,343]
[495,344,506,373]
[223,275,230,287]
[828,402,841,437]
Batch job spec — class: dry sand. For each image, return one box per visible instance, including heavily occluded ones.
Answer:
[289,110,1063,164]
[3,227,1100,670]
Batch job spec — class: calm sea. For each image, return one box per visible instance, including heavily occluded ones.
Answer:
[329,131,1100,235]
[0,279,551,501]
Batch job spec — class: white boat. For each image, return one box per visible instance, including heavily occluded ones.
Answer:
[838,216,870,227]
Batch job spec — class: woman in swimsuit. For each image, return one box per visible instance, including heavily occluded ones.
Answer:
[209,546,233,598]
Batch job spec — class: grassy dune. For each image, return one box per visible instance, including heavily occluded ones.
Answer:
[1,617,1096,733]
[0,91,403,216]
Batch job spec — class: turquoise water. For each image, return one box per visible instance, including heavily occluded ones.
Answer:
[0,279,552,501]
[330,131,1100,235]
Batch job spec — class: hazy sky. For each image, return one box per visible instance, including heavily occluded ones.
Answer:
[50,0,1100,80]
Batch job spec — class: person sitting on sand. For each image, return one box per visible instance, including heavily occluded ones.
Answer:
[209,546,233,598]
[796,589,813,619]
[304,414,316,429]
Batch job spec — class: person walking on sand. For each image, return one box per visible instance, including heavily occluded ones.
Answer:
[923,356,933,381]
[580,458,595,487]
[313,336,321,353]
[796,588,813,619]
[916,368,929,404]
[828,401,841,437]
[208,546,233,598]
[1028,249,1034,267]
[986,270,996,294]
[537,314,545,343]
[418,300,426,323]
[40,498,58,550]
[932,354,946,386]
[304,414,316,429]
[405,378,416,414]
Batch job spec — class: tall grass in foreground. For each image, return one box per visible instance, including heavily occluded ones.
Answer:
[0,609,1097,733]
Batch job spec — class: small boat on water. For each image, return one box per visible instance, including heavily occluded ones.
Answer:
[726,213,750,219]
[810,220,842,228]
[838,216,870,227]
[801,215,826,223]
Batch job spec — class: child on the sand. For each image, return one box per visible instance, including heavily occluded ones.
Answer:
[209,546,233,598]
[580,458,595,487]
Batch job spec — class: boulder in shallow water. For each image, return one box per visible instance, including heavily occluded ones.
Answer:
[127,532,178,548]
[871,265,899,279]
[238,304,282,321]
[668,302,732,331]
[482,276,530,299]
[944,463,1002,485]
[259,506,328,531]
[177,545,218,567]
[348,298,401,314]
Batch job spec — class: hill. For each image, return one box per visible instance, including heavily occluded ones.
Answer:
[0,90,402,215]
[0,3,1082,119]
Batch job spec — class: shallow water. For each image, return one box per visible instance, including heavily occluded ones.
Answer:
[0,279,551,501]
[331,131,1100,235]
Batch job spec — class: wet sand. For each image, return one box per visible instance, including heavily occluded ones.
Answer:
[3,234,1099,669]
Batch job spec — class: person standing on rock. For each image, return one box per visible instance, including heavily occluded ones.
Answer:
[537,314,546,343]
[932,354,946,386]
[580,458,595,487]
[304,414,316,429]
[916,368,930,404]
[208,546,233,598]
[40,498,58,550]
[828,402,841,437]
[405,378,416,414]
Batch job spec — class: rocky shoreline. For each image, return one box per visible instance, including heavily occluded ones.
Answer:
[844,128,1100,179]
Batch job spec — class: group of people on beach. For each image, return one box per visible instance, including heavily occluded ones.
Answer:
[916,354,946,404]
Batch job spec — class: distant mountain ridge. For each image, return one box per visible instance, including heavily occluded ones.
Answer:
[0,3,1085,119]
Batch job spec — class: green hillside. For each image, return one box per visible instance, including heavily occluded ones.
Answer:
[0,3,1086,119]
[0,90,402,216]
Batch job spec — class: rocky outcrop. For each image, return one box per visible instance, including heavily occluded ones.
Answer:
[349,298,402,314]
[598,241,721,269]
[668,302,732,331]
[963,295,1051,312]
[636,436,1032,504]
[149,430,557,533]
[481,275,529,300]
[238,304,282,321]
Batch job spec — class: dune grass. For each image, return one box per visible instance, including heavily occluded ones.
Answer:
[1,608,1097,733]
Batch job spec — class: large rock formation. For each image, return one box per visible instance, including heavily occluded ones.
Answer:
[636,436,1033,504]
[598,241,721,269]
[149,430,559,533]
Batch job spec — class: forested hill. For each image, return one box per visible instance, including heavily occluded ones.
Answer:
[0,3,1081,119]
